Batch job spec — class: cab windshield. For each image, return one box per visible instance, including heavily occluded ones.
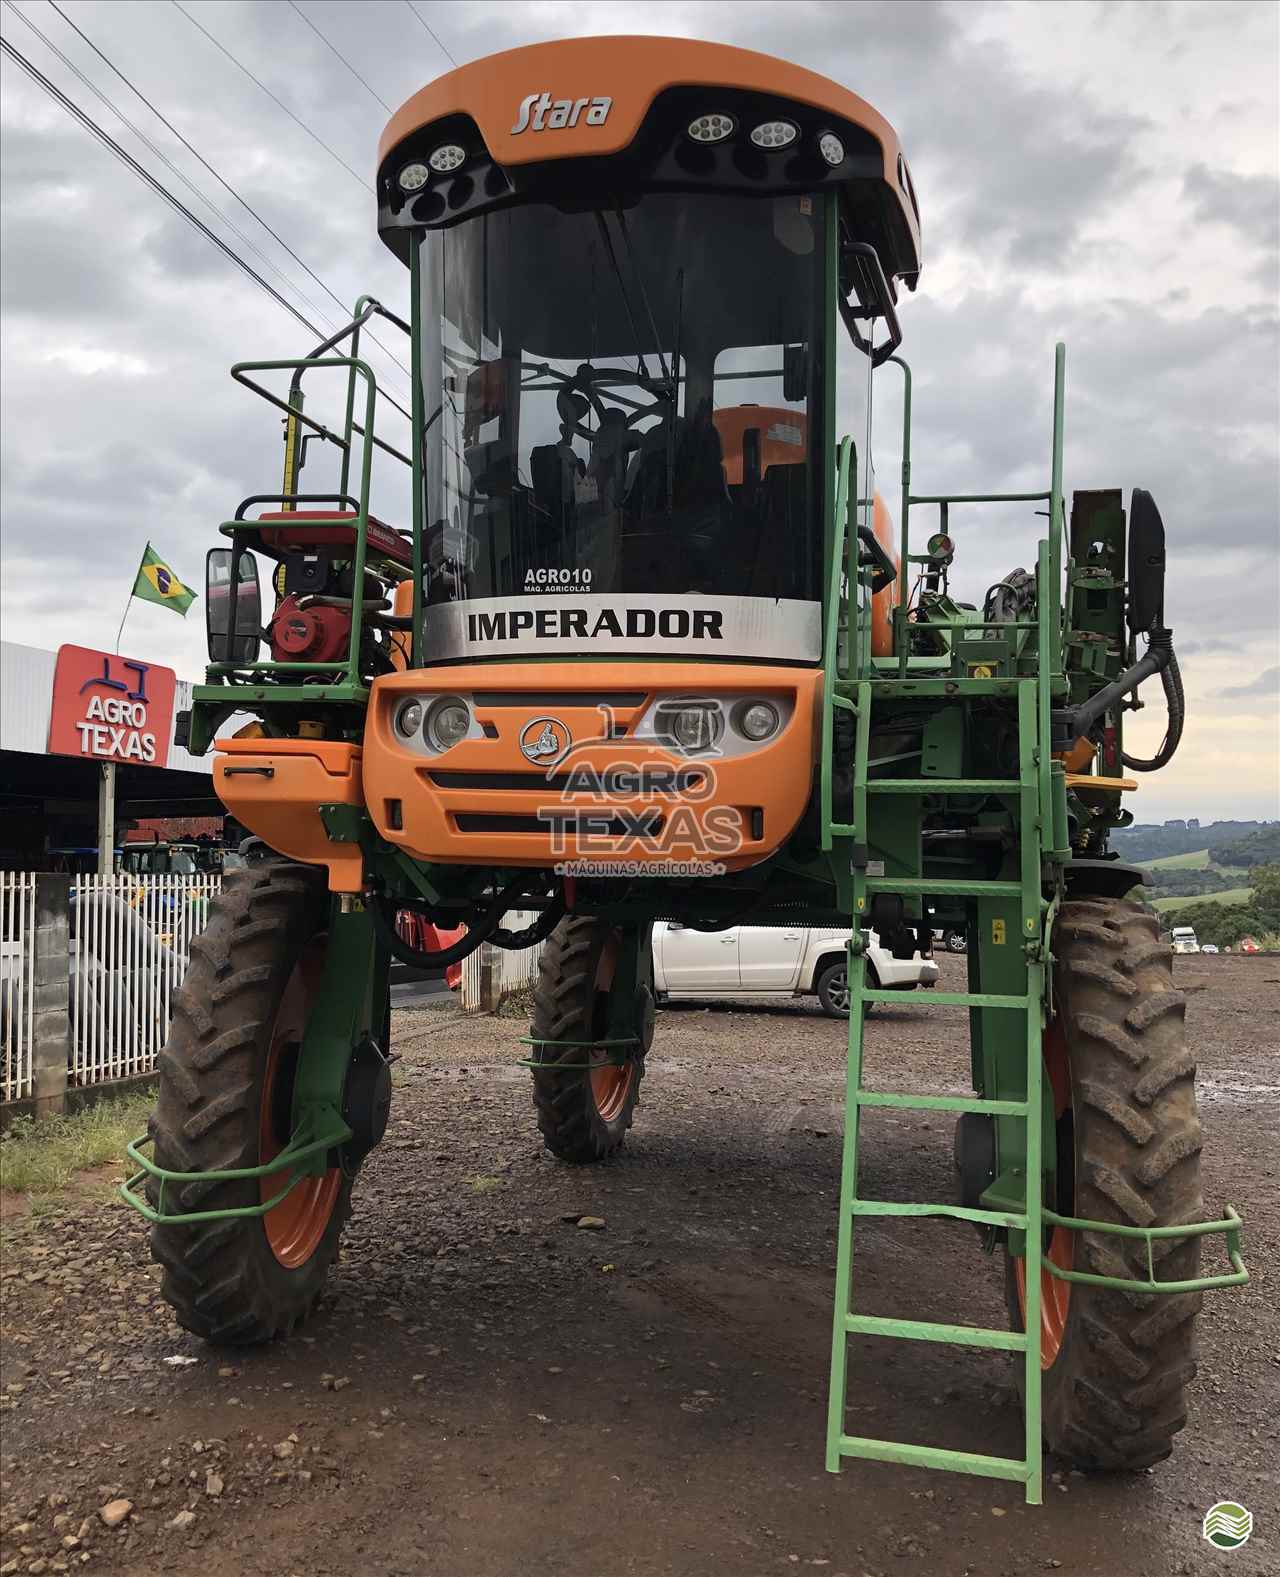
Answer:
[418,193,826,621]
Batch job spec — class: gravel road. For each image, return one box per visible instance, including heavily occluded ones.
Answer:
[2,953,1276,1577]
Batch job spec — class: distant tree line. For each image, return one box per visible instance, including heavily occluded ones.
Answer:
[1157,864,1280,949]
[1113,820,1273,863]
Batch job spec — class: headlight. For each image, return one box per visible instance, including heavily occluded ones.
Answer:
[750,120,798,150]
[818,131,845,167]
[397,161,431,193]
[394,699,423,738]
[733,700,781,742]
[659,702,724,755]
[426,697,471,752]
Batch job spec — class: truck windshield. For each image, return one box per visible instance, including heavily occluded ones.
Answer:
[417,192,826,661]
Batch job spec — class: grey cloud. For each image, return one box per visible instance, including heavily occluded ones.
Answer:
[1215,666,1280,701]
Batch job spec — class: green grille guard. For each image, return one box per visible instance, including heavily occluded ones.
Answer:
[120,1116,352,1227]
[1035,1204,1248,1294]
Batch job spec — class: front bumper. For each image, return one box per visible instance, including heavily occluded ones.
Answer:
[362,661,823,871]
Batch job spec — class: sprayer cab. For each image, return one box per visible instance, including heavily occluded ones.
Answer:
[372,37,919,678]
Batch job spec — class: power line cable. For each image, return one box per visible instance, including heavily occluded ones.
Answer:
[0,31,412,428]
[287,0,393,112]
[403,1,456,68]
[0,32,322,335]
[171,0,372,194]
[5,0,345,344]
[43,0,412,392]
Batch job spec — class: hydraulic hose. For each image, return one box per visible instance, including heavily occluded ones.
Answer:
[1122,642,1185,772]
[367,879,566,969]
[367,877,527,969]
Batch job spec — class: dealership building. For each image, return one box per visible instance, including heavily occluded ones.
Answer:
[0,641,227,869]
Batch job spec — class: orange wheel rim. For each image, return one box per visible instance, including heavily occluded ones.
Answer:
[259,943,341,1269]
[587,931,635,1124]
[1016,1019,1074,1368]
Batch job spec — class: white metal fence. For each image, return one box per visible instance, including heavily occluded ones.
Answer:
[1,873,38,1102]
[461,915,545,1012]
[70,875,220,1087]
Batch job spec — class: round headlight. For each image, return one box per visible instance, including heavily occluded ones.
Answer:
[428,143,466,173]
[818,131,845,167]
[750,120,798,151]
[735,700,781,742]
[394,698,423,738]
[427,697,471,751]
[687,113,735,144]
[397,161,431,193]
[664,703,723,755]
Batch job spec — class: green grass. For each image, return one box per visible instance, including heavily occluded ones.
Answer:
[0,1088,155,1197]
[1152,887,1253,914]
[1142,848,1211,870]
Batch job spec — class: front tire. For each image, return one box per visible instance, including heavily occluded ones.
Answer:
[1007,896,1202,1470]
[529,916,649,1163]
[147,863,352,1344]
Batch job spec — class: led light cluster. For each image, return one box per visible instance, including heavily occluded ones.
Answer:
[396,162,431,193]
[750,120,798,150]
[428,143,466,173]
[686,113,735,144]
[818,131,845,166]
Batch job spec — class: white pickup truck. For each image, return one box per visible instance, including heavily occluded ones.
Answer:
[652,923,939,1017]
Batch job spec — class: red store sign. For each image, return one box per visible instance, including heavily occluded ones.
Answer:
[47,645,177,769]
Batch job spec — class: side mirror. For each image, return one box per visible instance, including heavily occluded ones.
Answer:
[206,547,262,664]
[783,343,808,402]
[1127,489,1166,634]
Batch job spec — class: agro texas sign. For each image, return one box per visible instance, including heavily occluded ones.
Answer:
[47,645,176,768]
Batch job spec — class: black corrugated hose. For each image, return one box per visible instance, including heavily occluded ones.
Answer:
[1122,631,1185,772]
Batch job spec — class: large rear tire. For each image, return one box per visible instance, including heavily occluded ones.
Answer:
[529,916,649,1163]
[1007,896,1202,1469]
[147,862,353,1344]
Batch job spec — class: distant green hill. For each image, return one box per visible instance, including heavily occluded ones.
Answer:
[1113,820,1272,863]
[1142,848,1210,870]
[1153,887,1252,914]
[1209,826,1280,866]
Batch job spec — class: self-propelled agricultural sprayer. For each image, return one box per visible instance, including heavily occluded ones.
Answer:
[123,36,1247,1503]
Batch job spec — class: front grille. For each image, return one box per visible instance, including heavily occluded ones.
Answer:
[427,769,704,793]
[453,812,667,836]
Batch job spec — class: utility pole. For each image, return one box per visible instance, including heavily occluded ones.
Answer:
[97,762,116,876]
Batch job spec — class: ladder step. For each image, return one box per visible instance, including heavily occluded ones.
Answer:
[833,1436,1033,1483]
[852,1200,1027,1230]
[855,1091,1028,1116]
[867,779,1024,795]
[844,1313,1027,1351]
[859,989,1031,1009]
[863,878,1025,898]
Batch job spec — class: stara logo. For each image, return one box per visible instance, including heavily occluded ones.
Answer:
[511,92,613,134]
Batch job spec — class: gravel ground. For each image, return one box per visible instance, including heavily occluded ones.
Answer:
[1,953,1276,1577]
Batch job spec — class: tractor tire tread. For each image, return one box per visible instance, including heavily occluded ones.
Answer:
[1008,895,1203,1472]
[147,860,352,1345]
[529,916,645,1164]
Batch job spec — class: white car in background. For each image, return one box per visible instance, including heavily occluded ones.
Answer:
[652,923,939,1018]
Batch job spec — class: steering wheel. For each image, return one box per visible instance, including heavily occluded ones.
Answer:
[546,363,674,442]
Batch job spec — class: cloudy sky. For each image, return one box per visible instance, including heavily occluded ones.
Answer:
[2,0,1277,821]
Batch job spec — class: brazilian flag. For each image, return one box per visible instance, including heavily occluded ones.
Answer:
[131,542,195,616]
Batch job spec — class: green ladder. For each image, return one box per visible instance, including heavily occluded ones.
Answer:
[825,677,1048,1504]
